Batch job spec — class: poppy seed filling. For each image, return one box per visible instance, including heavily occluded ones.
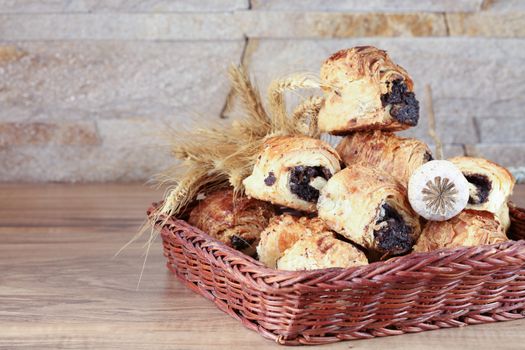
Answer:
[289,165,332,202]
[230,235,253,251]
[464,173,492,205]
[373,203,413,255]
[381,79,420,126]
[264,172,276,186]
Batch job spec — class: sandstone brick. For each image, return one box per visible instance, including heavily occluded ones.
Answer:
[0,122,100,147]
[0,41,244,121]
[0,118,187,181]
[0,13,242,40]
[0,40,243,181]
[399,114,478,145]
[441,145,466,159]
[25,116,232,182]
[96,118,215,147]
[422,144,465,159]
[240,12,446,38]
[0,144,173,181]
[477,117,525,143]
[251,0,483,12]
[0,45,26,63]
[0,12,449,41]
[0,0,248,13]
[465,144,525,167]
[97,118,160,147]
[481,0,525,12]
[447,13,525,37]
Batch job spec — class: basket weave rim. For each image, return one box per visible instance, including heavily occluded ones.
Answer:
[151,202,525,293]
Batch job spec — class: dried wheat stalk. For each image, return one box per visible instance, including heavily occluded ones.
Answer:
[267,73,320,135]
[291,96,324,138]
[155,68,322,219]
[425,84,443,160]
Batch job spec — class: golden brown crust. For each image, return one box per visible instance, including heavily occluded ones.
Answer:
[413,210,508,253]
[188,189,275,256]
[318,46,417,134]
[242,136,341,212]
[317,165,421,255]
[257,215,330,268]
[277,233,368,271]
[336,131,432,185]
[323,47,414,90]
[449,156,514,230]
[257,214,368,270]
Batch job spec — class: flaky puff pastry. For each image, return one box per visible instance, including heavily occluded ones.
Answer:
[413,210,508,253]
[243,136,341,213]
[318,166,421,255]
[257,215,330,268]
[257,214,367,270]
[449,156,514,231]
[188,190,275,256]
[318,46,419,135]
[277,233,368,271]
[336,131,432,185]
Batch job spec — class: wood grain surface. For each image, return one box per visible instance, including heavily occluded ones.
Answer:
[1,183,525,350]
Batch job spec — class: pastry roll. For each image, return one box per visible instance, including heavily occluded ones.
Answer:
[449,156,515,230]
[243,136,341,212]
[336,131,433,185]
[188,189,275,256]
[257,214,329,268]
[257,214,367,270]
[277,233,368,271]
[413,210,508,253]
[318,46,419,134]
[317,166,421,255]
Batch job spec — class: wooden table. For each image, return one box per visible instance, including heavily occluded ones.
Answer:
[1,183,524,350]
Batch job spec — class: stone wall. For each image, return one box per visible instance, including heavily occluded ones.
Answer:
[0,0,524,181]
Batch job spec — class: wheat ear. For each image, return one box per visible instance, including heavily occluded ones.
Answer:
[291,96,324,138]
[425,84,443,160]
[267,73,320,134]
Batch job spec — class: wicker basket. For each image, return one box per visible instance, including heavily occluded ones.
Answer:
[150,203,525,345]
